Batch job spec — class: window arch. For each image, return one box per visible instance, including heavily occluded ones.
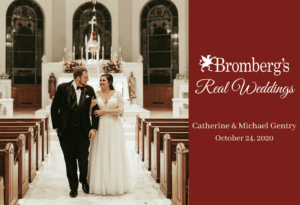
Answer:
[141,0,179,85]
[73,2,112,60]
[6,0,44,85]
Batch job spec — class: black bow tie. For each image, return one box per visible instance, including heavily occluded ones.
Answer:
[77,86,84,91]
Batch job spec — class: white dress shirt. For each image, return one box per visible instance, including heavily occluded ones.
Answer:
[72,81,82,105]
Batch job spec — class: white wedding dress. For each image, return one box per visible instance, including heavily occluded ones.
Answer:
[88,90,133,195]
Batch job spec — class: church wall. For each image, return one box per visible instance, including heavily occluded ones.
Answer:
[52,0,66,62]
[65,0,119,58]
[131,0,188,75]
[0,0,53,75]
[119,0,132,62]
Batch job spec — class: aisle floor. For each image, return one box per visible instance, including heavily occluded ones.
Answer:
[19,141,171,205]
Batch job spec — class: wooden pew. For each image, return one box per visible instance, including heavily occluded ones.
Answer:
[171,143,189,205]
[151,128,189,183]
[135,115,141,154]
[0,177,3,205]
[0,143,18,205]
[139,119,188,162]
[0,122,42,171]
[0,127,36,183]
[0,134,29,199]
[160,134,189,199]
[144,124,189,171]
[0,116,49,160]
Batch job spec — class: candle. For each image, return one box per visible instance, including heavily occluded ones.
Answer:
[81,47,83,52]
[119,47,121,52]
[64,47,66,52]
[102,46,104,51]
[73,46,75,52]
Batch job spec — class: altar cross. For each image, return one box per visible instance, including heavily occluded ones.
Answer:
[89,17,97,32]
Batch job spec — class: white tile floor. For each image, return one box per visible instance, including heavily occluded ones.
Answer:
[18,141,171,205]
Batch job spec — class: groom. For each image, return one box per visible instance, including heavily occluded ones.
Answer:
[51,67,99,198]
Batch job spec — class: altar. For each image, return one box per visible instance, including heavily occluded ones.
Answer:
[36,11,150,140]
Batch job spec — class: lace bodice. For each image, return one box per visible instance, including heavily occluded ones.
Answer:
[96,90,124,117]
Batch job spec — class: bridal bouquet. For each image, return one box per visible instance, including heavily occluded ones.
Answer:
[103,60,122,73]
[63,61,82,73]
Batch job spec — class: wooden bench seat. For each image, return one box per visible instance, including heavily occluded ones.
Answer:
[139,120,188,162]
[0,134,29,199]
[160,134,189,199]
[135,116,188,156]
[0,127,37,183]
[0,117,50,156]
[0,117,49,160]
[171,143,189,205]
[144,125,189,171]
[151,129,189,183]
[0,122,42,171]
[0,143,18,205]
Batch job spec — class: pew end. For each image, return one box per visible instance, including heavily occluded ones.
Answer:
[0,177,3,205]
[1,143,19,205]
[171,143,189,205]
[160,134,189,199]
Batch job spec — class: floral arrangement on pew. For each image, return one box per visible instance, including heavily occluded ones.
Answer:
[103,60,122,73]
[63,60,83,73]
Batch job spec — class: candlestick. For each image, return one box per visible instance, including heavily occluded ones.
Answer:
[102,46,104,61]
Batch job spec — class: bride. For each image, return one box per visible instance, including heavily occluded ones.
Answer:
[87,73,133,195]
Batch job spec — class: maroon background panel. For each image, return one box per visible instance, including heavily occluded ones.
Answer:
[189,1,300,204]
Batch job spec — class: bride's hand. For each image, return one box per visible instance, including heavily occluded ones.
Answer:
[93,109,106,117]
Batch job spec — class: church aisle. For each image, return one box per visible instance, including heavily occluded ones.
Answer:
[19,141,171,205]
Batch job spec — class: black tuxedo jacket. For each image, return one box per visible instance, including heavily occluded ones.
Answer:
[51,80,99,138]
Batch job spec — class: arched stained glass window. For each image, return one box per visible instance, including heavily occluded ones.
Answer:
[6,0,44,85]
[73,2,112,60]
[141,0,179,85]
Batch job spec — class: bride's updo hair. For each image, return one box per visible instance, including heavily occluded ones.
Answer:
[101,74,115,90]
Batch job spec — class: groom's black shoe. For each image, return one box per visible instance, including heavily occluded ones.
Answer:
[69,189,78,198]
[81,182,89,194]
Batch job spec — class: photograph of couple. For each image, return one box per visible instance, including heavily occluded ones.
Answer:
[51,68,133,198]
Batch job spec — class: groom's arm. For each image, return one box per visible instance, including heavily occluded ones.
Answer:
[90,88,99,131]
[51,84,63,129]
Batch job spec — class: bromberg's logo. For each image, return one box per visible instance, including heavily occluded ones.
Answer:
[196,55,295,99]
[199,55,289,76]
